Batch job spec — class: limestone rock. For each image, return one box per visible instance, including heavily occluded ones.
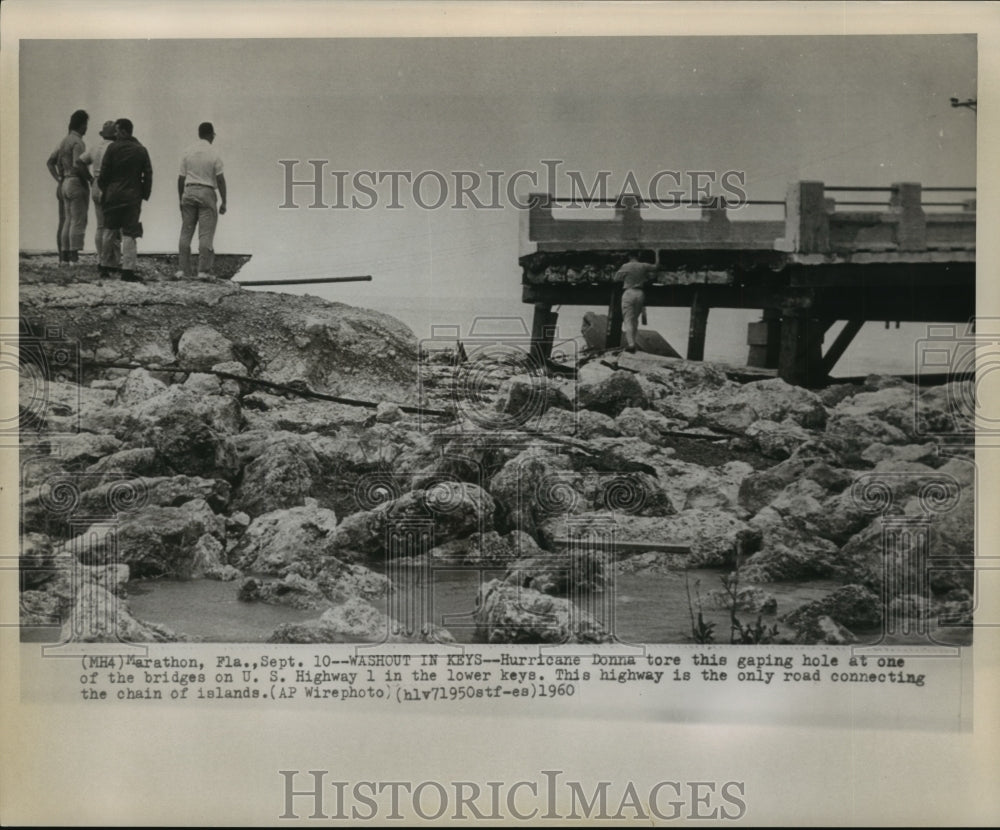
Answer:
[62,584,182,643]
[85,447,165,479]
[267,597,454,644]
[334,483,495,559]
[782,585,882,631]
[375,401,403,423]
[232,503,341,575]
[177,324,235,369]
[743,418,813,460]
[238,573,330,611]
[183,372,224,396]
[190,533,226,578]
[575,363,649,416]
[116,367,167,407]
[140,408,240,480]
[234,433,327,516]
[473,580,613,644]
[503,549,605,596]
[86,498,226,578]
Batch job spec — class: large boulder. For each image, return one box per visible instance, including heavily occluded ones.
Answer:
[496,374,574,424]
[739,506,841,582]
[781,585,882,632]
[20,533,60,589]
[503,548,605,596]
[83,498,226,578]
[115,367,167,407]
[660,459,753,512]
[738,446,853,516]
[614,407,684,445]
[474,580,614,644]
[914,381,972,436]
[78,475,231,515]
[177,324,235,369]
[85,447,166,479]
[267,597,454,644]
[333,483,495,559]
[489,447,574,538]
[238,573,331,611]
[829,385,917,438]
[231,502,341,575]
[575,363,649,416]
[140,408,240,480]
[52,564,182,643]
[729,378,828,429]
[134,385,243,436]
[834,478,973,596]
[419,530,541,567]
[532,407,620,441]
[742,419,813,460]
[63,584,183,643]
[234,433,330,517]
[644,360,730,394]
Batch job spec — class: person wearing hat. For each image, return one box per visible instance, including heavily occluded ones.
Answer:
[45,109,90,264]
[176,121,227,279]
[76,120,121,276]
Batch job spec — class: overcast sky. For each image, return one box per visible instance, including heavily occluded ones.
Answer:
[19,35,976,351]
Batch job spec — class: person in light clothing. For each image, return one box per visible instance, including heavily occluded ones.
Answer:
[177,122,227,279]
[76,120,121,276]
[614,251,656,353]
[46,109,90,264]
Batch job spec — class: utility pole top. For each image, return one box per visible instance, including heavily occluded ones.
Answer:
[950,97,977,112]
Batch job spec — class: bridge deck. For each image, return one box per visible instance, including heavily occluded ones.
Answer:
[519,181,975,386]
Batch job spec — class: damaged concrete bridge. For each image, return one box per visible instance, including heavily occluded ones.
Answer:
[519,181,975,386]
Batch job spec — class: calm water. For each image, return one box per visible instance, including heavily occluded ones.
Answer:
[123,568,844,644]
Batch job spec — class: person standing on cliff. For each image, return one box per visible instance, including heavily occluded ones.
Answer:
[614,251,656,353]
[98,118,152,283]
[75,120,121,277]
[176,122,227,280]
[45,109,90,265]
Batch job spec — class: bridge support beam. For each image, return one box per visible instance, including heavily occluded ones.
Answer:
[778,310,832,387]
[530,302,558,364]
[820,318,864,376]
[686,292,709,361]
[606,284,624,350]
[747,308,782,369]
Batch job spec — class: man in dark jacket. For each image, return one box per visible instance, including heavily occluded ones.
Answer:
[98,118,152,281]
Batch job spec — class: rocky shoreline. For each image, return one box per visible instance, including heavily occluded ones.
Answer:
[18,255,974,645]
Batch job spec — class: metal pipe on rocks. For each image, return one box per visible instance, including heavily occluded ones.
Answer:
[235,275,372,287]
[85,360,454,418]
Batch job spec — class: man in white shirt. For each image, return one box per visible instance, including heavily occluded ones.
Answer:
[77,120,122,275]
[176,122,227,279]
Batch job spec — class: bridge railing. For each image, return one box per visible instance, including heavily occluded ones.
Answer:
[519,192,785,254]
[519,181,975,258]
[777,181,976,255]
